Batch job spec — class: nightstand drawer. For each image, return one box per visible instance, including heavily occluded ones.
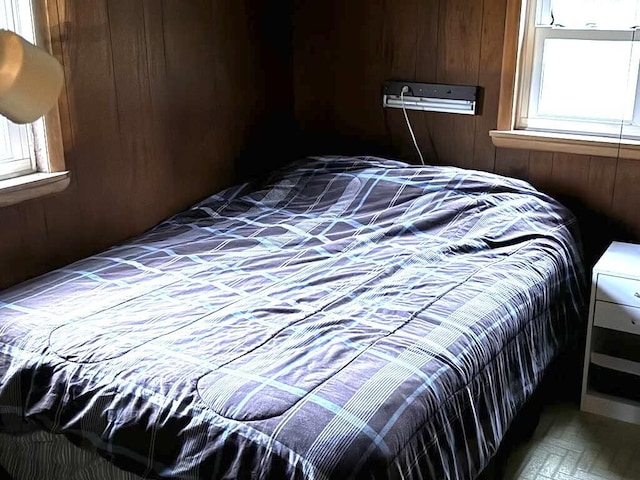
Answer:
[596,274,640,308]
[593,301,640,334]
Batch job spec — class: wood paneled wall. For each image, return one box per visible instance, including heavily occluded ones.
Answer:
[292,0,640,263]
[0,0,292,289]
[3,0,638,289]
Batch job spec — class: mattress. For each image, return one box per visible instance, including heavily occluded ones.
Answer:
[0,156,585,480]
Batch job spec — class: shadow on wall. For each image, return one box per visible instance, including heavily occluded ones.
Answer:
[237,112,300,181]
[554,197,634,269]
[289,130,401,162]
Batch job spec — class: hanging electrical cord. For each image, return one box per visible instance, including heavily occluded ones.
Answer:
[400,86,425,166]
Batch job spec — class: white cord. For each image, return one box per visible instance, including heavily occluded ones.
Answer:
[400,86,425,166]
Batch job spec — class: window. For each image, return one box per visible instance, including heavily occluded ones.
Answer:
[0,113,34,179]
[0,0,68,206]
[1,0,40,180]
[491,0,640,159]
[521,0,640,138]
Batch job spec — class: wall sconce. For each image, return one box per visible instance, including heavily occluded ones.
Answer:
[383,81,480,116]
[0,29,64,124]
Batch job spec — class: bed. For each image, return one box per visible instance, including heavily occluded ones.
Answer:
[0,156,585,480]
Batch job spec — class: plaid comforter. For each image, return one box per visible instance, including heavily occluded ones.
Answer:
[0,156,584,480]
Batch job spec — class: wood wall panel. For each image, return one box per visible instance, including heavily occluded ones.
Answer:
[333,0,386,142]
[413,0,441,164]
[0,0,292,289]
[612,160,640,238]
[473,0,506,172]
[494,147,529,180]
[433,0,483,169]
[384,0,423,161]
[291,0,335,135]
[586,157,617,214]
[293,0,640,263]
[108,0,166,232]
[527,151,553,190]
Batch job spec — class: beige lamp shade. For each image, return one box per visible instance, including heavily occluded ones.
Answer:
[0,29,64,124]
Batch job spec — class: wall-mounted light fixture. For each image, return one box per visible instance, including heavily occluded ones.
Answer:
[383,81,480,116]
[0,29,64,124]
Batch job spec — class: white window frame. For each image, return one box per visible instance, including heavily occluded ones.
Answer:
[0,120,33,179]
[515,0,640,140]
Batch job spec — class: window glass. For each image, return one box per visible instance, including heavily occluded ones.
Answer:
[515,0,640,139]
[0,0,38,180]
[551,0,640,29]
[538,39,640,122]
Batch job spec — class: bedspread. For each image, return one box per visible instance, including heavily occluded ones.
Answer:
[0,156,585,479]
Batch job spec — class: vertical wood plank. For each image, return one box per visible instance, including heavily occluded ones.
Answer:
[162,0,220,208]
[0,204,50,287]
[245,0,295,174]
[583,156,620,261]
[332,0,387,146]
[414,0,441,164]
[548,153,598,257]
[431,0,484,168]
[527,151,554,191]
[141,0,177,218]
[292,0,335,134]
[0,208,22,287]
[587,156,617,213]
[472,0,507,172]
[59,0,127,246]
[550,153,591,199]
[495,147,530,181]
[611,159,640,239]
[383,0,423,163]
[543,154,616,262]
[414,0,441,86]
[107,0,162,232]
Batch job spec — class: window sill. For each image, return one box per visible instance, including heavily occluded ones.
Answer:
[0,171,70,208]
[490,130,640,160]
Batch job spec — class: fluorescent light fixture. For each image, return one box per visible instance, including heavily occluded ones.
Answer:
[382,81,480,116]
[384,96,476,115]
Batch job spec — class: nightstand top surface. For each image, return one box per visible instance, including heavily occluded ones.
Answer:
[595,241,640,277]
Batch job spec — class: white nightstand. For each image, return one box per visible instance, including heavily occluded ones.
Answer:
[581,241,640,424]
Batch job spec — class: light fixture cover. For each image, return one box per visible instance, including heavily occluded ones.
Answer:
[0,29,64,124]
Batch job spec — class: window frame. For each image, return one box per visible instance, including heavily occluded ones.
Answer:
[1,0,39,180]
[0,119,34,179]
[490,0,640,160]
[0,0,69,207]
[520,2,640,137]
